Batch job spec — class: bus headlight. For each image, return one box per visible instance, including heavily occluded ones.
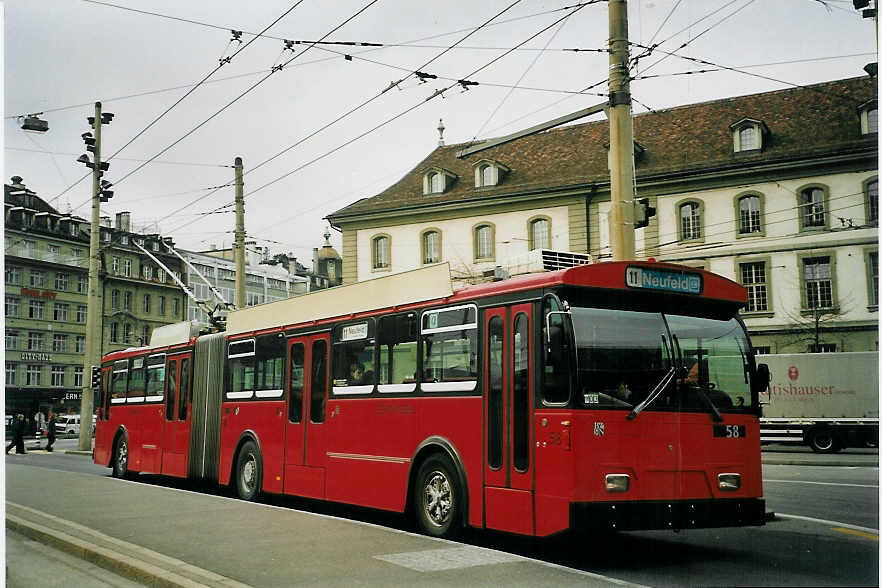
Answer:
[605,474,630,493]
[718,473,741,491]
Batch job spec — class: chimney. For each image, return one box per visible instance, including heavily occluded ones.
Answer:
[437,119,445,147]
[10,176,25,189]
[100,216,112,228]
[115,211,131,232]
[313,248,319,271]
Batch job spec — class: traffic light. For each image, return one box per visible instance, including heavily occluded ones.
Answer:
[91,366,102,390]
[633,197,656,229]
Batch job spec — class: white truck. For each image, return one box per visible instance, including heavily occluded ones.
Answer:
[757,352,879,453]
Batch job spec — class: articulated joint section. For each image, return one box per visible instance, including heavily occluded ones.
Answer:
[608,91,631,107]
[572,498,766,532]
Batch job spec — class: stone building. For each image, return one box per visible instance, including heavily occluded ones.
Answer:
[327,76,878,353]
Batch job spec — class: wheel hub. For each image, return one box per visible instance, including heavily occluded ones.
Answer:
[423,471,451,527]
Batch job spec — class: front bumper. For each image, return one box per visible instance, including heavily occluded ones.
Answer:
[572,498,766,531]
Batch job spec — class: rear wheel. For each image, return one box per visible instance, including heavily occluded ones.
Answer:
[235,440,261,501]
[808,428,840,453]
[413,454,462,538]
[112,434,129,478]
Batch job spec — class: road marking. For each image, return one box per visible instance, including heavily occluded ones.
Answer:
[776,513,878,535]
[832,527,879,541]
[765,479,878,488]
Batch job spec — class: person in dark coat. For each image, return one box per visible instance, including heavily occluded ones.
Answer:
[5,414,27,454]
[45,412,57,452]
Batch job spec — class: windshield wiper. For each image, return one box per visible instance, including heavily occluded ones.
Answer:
[627,366,676,421]
[690,382,723,422]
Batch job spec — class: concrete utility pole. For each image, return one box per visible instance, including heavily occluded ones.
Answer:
[607,0,636,261]
[234,157,246,308]
[79,102,103,451]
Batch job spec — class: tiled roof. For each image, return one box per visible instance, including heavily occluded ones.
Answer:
[328,76,876,220]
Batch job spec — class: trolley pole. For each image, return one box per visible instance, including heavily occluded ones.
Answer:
[79,102,103,451]
[607,0,636,261]
[233,157,246,308]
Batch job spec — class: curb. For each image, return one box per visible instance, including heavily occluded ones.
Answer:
[6,504,252,588]
[761,458,878,467]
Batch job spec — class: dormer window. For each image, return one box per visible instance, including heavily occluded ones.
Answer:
[422,167,457,195]
[859,99,877,135]
[730,118,768,153]
[473,159,510,188]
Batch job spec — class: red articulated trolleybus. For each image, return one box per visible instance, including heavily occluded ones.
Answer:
[94,260,769,538]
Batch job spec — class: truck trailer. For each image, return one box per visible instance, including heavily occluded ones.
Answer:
[757,352,879,453]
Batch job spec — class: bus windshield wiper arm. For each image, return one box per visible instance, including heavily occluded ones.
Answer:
[692,383,724,422]
[627,366,676,421]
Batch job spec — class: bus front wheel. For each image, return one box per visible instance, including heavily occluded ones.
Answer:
[414,454,461,538]
[235,440,262,501]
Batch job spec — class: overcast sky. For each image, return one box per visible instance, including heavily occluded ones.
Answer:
[4,0,876,262]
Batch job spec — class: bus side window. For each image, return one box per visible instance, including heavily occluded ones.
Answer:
[378,314,417,391]
[421,305,478,386]
[227,339,256,400]
[331,320,375,394]
[542,295,571,405]
[110,360,129,404]
[289,343,305,423]
[179,358,191,421]
[255,334,285,398]
[165,360,178,420]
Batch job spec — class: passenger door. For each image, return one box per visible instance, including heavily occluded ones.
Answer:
[283,334,329,498]
[482,303,535,535]
[161,353,192,477]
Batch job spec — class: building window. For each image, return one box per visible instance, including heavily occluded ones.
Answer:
[427,172,442,194]
[151,241,159,252]
[528,216,551,250]
[679,202,702,241]
[124,291,132,311]
[143,265,153,280]
[866,179,878,225]
[30,270,45,288]
[72,248,83,260]
[6,331,19,350]
[423,168,457,195]
[371,235,390,270]
[141,325,150,345]
[23,240,36,257]
[121,235,129,245]
[868,251,878,307]
[6,363,16,385]
[77,305,87,323]
[480,164,494,187]
[110,323,119,343]
[808,343,837,353]
[739,127,758,150]
[26,365,41,386]
[51,366,65,387]
[53,334,67,352]
[77,275,88,293]
[112,257,120,274]
[730,118,766,153]
[6,296,20,317]
[421,229,441,264]
[123,259,132,277]
[158,296,166,316]
[29,300,45,319]
[76,335,86,353]
[860,99,878,135]
[803,256,834,310]
[740,262,768,312]
[173,298,180,316]
[143,294,151,314]
[737,194,762,235]
[53,303,69,321]
[28,332,44,351]
[5,266,21,284]
[55,272,69,291]
[157,268,165,282]
[111,289,120,310]
[474,223,495,261]
[799,186,827,229]
[124,323,133,344]
[73,366,84,387]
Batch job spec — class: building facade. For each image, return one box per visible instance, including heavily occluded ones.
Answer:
[327,76,878,353]
[4,180,187,423]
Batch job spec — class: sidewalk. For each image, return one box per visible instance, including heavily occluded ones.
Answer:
[6,463,638,588]
[761,446,878,467]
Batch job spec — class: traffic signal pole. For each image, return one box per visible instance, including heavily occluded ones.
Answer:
[607,0,636,261]
[79,102,103,451]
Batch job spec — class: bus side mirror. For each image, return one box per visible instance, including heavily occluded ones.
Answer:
[756,363,771,404]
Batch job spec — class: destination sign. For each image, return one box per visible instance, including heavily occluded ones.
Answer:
[625,266,702,295]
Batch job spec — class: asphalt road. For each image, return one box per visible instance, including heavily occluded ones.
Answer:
[5,446,878,587]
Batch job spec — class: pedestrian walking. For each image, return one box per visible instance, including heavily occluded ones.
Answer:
[34,410,45,433]
[45,412,57,452]
[5,414,27,454]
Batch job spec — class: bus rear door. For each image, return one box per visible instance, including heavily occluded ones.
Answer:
[283,334,329,498]
[483,303,534,535]
[161,353,192,477]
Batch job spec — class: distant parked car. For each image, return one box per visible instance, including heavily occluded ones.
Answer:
[56,415,96,436]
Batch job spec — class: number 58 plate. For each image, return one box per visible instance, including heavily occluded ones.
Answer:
[713,424,746,438]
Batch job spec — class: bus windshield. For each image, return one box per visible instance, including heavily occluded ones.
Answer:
[570,307,754,413]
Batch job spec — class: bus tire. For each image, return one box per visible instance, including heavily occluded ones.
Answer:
[235,440,262,501]
[807,428,840,454]
[112,434,129,479]
[414,454,461,538]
